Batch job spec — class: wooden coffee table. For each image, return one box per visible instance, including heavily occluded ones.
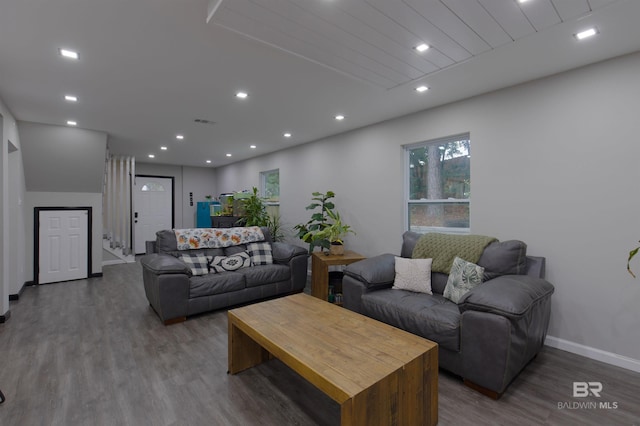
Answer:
[228,293,438,425]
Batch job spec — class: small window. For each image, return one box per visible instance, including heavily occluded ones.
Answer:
[260,169,279,204]
[405,134,470,234]
[141,182,165,192]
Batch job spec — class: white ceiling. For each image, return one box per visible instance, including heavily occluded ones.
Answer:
[1,0,639,167]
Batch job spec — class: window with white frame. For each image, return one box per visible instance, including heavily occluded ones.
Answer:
[405,134,470,234]
[260,169,279,205]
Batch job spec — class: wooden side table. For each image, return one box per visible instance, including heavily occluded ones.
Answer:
[311,250,365,303]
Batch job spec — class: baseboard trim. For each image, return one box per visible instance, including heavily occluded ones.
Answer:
[90,272,103,278]
[9,281,29,300]
[0,310,11,323]
[545,335,640,373]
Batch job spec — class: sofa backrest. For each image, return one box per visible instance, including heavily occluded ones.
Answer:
[401,231,545,293]
[154,226,272,258]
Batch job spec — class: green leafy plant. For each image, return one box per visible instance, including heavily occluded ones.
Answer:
[266,211,286,242]
[308,209,355,246]
[236,187,268,227]
[628,242,639,278]
[294,191,336,253]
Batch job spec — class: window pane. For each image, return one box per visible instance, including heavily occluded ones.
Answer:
[141,182,165,192]
[409,201,469,232]
[409,139,470,201]
[261,169,279,202]
[406,135,470,232]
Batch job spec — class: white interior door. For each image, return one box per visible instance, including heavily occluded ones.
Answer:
[134,176,173,254]
[39,210,89,284]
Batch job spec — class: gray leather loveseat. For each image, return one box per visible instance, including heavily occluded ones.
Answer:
[141,227,307,325]
[342,231,554,398]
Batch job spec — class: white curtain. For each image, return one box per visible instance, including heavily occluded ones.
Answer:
[104,154,135,255]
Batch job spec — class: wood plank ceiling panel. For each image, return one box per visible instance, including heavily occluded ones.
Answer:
[441,0,512,48]
[289,0,439,76]
[477,0,536,40]
[404,0,491,55]
[551,0,591,21]
[260,0,421,82]
[518,0,561,31]
[340,0,455,69]
[215,6,399,88]
[365,0,473,62]
[587,0,618,10]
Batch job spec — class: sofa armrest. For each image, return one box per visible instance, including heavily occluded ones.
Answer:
[140,253,190,275]
[459,275,554,319]
[343,253,396,288]
[272,242,307,263]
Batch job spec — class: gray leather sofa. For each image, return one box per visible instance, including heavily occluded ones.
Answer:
[141,227,307,325]
[342,231,554,398]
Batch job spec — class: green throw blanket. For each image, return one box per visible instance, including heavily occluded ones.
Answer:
[412,233,497,274]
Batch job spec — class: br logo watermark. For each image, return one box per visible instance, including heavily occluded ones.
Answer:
[557,382,619,410]
[573,381,602,397]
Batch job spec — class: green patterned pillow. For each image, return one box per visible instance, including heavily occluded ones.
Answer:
[443,257,485,303]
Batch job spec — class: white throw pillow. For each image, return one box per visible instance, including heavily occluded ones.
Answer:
[392,257,433,294]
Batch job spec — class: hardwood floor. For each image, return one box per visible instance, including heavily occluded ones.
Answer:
[0,260,638,426]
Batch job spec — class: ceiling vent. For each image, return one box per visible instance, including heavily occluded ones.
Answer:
[194,118,216,125]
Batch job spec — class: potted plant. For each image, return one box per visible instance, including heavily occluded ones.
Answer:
[236,187,269,227]
[294,191,336,253]
[310,209,355,255]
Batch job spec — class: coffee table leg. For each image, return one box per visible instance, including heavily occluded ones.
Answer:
[228,317,270,374]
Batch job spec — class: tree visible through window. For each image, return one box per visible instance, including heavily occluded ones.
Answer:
[406,134,470,233]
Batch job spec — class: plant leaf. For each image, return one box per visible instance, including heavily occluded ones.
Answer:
[628,246,639,278]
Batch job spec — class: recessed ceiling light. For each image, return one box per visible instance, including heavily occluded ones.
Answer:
[206,160,212,164]
[283,133,292,138]
[335,115,345,121]
[64,95,78,102]
[160,146,167,150]
[176,134,184,140]
[416,85,429,93]
[66,120,77,126]
[226,153,232,157]
[148,154,155,158]
[59,48,79,60]
[236,91,248,99]
[415,43,429,53]
[575,28,598,40]
[250,145,257,149]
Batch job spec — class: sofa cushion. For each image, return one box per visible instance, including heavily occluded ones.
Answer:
[210,252,252,273]
[246,242,273,265]
[477,240,527,281]
[443,257,484,303]
[241,264,290,288]
[392,257,432,294]
[180,253,211,276]
[362,289,461,352]
[189,272,246,298]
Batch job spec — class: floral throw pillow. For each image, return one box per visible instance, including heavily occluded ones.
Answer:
[392,257,433,294]
[443,257,485,303]
[180,253,211,276]
[210,252,252,273]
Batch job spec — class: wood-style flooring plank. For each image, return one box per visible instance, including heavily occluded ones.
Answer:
[0,260,638,425]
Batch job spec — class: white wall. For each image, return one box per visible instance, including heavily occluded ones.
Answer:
[19,121,107,193]
[25,192,103,281]
[215,52,640,367]
[136,162,216,228]
[0,98,27,318]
